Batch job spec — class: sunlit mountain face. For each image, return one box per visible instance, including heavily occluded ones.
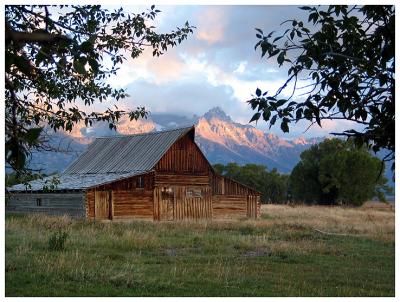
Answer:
[194,107,322,172]
[27,107,324,174]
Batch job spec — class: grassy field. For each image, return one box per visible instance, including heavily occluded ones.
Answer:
[5,203,395,297]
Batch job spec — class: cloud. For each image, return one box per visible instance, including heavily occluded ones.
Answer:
[179,54,291,109]
[234,61,247,74]
[196,7,227,44]
[106,47,187,88]
[123,79,239,118]
[88,5,352,139]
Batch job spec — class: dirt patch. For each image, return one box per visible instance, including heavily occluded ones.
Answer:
[165,248,177,257]
[243,248,267,257]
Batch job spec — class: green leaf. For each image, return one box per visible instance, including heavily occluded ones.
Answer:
[269,49,280,57]
[249,112,261,123]
[304,109,312,120]
[296,108,303,120]
[335,6,341,16]
[360,110,368,121]
[270,115,277,127]
[80,41,94,53]
[315,115,321,127]
[277,52,285,65]
[280,121,289,133]
[5,52,15,70]
[88,58,99,73]
[87,19,97,33]
[24,127,43,144]
[73,57,87,74]
[308,12,318,23]
[14,55,32,76]
[255,88,262,97]
[262,109,271,121]
[276,99,287,107]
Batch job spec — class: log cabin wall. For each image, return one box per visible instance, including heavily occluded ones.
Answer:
[86,173,154,220]
[112,190,153,219]
[247,195,260,219]
[211,174,258,196]
[6,192,85,218]
[153,185,212,221]
[85,167,260,221]
[211,173,261,219]
[153,133,214,220]
[155,133,211,175]
[212,195,247,219]
[154,174,213,221]
[212,194,260,219]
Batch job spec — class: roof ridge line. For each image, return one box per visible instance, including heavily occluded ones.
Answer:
[95,125,194,139]
[64,170,150,175]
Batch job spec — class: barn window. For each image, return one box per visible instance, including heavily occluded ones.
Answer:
[136,176,144,189]
[186,188,202,198]
[36,198,42,206]
[161,187,174,199]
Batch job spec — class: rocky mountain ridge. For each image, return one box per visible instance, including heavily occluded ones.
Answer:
[28,107,322,174]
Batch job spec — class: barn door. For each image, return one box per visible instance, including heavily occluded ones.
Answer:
[160,187,174,221]
[95,191,112,220]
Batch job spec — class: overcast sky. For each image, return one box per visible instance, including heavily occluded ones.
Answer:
[96,5,360,138]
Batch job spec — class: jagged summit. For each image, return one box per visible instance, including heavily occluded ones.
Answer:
[203,106,232,122]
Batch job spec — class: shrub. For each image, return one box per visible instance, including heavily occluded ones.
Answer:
[48,230,68,251]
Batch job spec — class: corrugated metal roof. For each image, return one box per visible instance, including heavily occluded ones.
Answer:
[8,126,194,192]
[8,171,147,192]
[64,126,194,174]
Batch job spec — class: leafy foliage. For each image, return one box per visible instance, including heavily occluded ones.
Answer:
[289,138,391,206]
[48,230,68,251]
[6,172,41,187]
[248,5,394,172]
[5,5,194,178]
[5,172,60,192]
[214,163,289,203]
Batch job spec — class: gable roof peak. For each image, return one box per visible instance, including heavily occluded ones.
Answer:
[63,126,195,175]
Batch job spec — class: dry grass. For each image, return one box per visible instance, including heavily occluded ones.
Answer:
[259,202,395,242]
[5,203,395,297]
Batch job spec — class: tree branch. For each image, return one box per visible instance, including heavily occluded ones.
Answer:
[6,27,71,44]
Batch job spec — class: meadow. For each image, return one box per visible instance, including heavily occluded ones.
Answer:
[5,203,395,297]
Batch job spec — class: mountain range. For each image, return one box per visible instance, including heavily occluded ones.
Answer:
[28,107,323,175]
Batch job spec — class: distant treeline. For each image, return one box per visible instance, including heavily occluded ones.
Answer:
[213,163,289,204]
[214,138,392,206]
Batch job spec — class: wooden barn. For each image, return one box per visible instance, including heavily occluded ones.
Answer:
[7,126,261,220]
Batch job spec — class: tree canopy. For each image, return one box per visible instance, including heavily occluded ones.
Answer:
[289,138,391,206]
[5,5,194,177]
[248,5,394,172]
